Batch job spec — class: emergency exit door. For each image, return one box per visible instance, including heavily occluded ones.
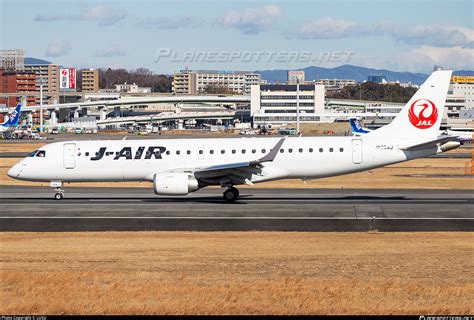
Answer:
[63,143,76,169]
[352,139,363,164]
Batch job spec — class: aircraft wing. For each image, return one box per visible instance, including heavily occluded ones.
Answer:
[165,137,286,185]
[399,136,459,151]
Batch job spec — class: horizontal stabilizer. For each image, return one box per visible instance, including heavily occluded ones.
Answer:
[399,136,458,151]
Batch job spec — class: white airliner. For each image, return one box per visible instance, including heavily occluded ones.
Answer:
[8,70,460,201]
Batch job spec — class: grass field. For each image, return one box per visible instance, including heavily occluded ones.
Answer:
[0,232,473,315]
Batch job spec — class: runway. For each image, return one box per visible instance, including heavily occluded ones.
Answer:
[0,186,473,232]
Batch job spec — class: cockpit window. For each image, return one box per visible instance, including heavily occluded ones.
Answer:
[27,150,38,157]
[36,150,46,157]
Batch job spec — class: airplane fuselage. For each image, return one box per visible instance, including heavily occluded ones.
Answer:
[8,135,435,184]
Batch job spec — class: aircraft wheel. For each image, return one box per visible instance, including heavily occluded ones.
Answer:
[54,192,64,200]
[223,188,238,203]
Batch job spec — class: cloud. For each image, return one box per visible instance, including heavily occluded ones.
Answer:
[218,5,281,34]
[94,47,127,57]
[138,16,202,29]
[295,18,473,48]
[384,24,469,47]
[461,40,474,49]
[34,4,126,26]
[45,40,72,57]
[296,17,368,39]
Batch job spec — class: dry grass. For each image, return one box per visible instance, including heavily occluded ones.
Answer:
[0,232,473,315]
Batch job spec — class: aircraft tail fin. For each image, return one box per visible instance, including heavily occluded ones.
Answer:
[349,117,371,135]
[368,70,452,140]
[6,104,21,127]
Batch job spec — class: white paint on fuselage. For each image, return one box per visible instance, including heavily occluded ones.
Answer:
[8,135,435,184]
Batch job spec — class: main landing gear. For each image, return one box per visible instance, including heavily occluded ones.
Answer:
[223,187,239,203]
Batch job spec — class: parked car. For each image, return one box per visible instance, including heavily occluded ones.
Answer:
[75,128,83,134]
[51,128,59,134]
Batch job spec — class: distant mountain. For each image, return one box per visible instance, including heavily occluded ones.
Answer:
[256,64,473,85]
[453,70,474,76]
[24,57,51,65]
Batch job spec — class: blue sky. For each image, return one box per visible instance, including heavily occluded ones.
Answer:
[1,0,473,74]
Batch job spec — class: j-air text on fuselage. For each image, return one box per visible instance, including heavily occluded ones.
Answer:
[8,70,461,202]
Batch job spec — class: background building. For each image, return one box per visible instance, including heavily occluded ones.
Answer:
[172,69,261,95]
[0,68,37,107]
[251,84,325,124]
[367,75,387,83]
[115,82,151,94]
[0,49,24,71]
[81,69,99,93]
[314,79,357,91]
[445,76,474,118]
[24,63,60,104]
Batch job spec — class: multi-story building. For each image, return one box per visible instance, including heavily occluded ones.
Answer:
[251,84,325,124]
[0,49,24,71]
[367,75,386,83]
[115,82,151,94]
[445,76,474,118]
[314,79,357,91]
[24,63,60,103]
[172,69,261,95]
[81,68,99,93]
[0,68,37,107]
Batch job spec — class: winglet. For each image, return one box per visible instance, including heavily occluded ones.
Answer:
[257,137,286,163]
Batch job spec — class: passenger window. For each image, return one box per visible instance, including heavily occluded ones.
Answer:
[280,149,284,153]
[198,150,203,155]
[251,149,256,153]
[288,149,293,153]
[85,152,89,156]
[27,150,38,157]
[299,148,303,153]
[166,151,170,155]
[329,148,334,152]
[261,149,266,153]
[187,150,191,155]
[309,148,313,153]
[339,148,344,152]
[232,150,236,154]
[176,150,180,155]
[241,149,246,154]
[36,150,46,157]
[210,150,214,154]
[319,148,323,152]
[221,150,225,154]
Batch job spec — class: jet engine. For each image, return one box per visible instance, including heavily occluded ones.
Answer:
[153,172,199,195]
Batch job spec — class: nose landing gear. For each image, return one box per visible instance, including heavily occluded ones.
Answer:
[51,181,65,200]
[54,187,65,200]
[223,187,239,202]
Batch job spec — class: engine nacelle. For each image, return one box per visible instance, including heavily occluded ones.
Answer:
[153,173,199,195]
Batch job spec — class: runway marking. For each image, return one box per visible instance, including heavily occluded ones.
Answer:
[1,216,473,220]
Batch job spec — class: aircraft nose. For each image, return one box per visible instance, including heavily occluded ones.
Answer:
[7,164,21,179]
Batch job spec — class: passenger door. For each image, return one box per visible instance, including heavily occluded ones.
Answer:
[63,143,76,169]
[351,139,363,164]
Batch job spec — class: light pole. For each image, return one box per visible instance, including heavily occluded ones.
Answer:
[296,79,300,134]
[39,77,45,133]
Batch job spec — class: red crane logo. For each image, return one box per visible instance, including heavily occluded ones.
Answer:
[408,99,438,129]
